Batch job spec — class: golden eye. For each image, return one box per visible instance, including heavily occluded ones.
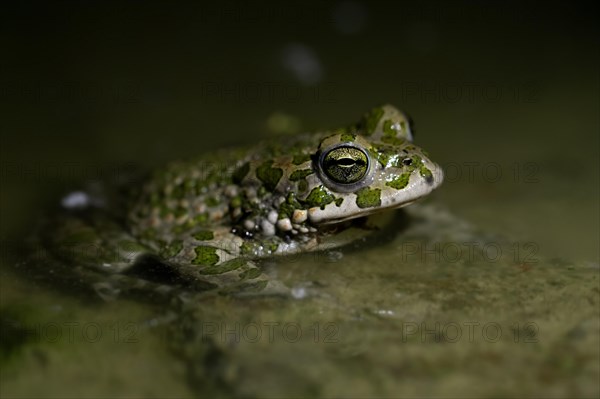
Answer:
[321,146,369,184]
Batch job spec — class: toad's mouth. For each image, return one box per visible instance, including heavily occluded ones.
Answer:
[316,215,369,234]
[316,199,418,226]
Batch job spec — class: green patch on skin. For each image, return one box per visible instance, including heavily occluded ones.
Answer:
[279,192,303,219]
[355,187,381,208]
[391,157,404,169]
[304,185,335,210]
[290,169,313,181]
[232,162,250,183]
[139,228,157,241]
[240,242,256,256]
[420,166,433,181]
[292,153,311,165]
[399,121,409,135]
[193,213,209,225]
[198,257,246,275]
[386,173,412,190]
[257,186,268,198]
[160,240,183,259]
[362,107,384,135]
[172,213,210,233]
[392,154,421,169]
[369,147,387,167]
[340,132,356,142]
[171,184,185,200]
[192,230,214,241]
[381,136,406,146]
[202,165,231,187]
[192,245,220,266]
[256,161,283,192]
[381,120,411,141]
[382,119,396,137]
[265,239,279,253]
[335,198,344,207]
[205,196,219,207]
[371,144,405,167]
[297,179,308,192]
[239,267,262,280]
[409,155,422,169]
[171,223,193,235]
[159,205,171,218]
[230,196,242,208]
[174,206,188,218]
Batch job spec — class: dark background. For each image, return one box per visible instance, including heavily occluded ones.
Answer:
[1,1,599,260]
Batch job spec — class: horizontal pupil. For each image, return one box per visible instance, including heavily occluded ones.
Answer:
[336,158,356,166]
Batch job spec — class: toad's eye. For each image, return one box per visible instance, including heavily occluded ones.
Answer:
[321,146,369,184]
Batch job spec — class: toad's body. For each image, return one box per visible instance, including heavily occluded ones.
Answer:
[48,105,443,295]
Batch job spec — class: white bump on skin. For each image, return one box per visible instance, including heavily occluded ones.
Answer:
[292,209,307,223]
[246,187,257,199]
[308,207,320,223]
[277,218,293,232]
[243,219,255,230]
[224,185,238,197]
[268,210,278,224]
[261,219,276,236]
